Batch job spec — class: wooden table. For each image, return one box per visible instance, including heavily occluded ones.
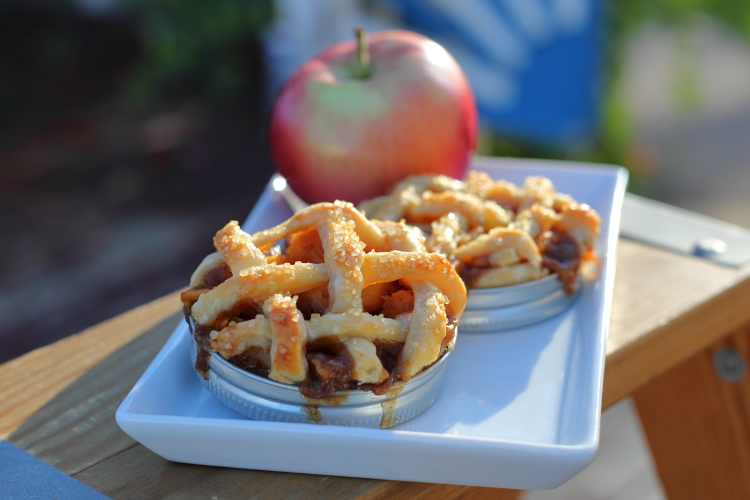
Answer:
[2,237,750,500]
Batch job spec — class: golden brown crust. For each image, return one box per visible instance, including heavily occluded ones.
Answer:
[251,201,389,252]
[358,171,601,290]
[426,213,466,257]
[556,203,601,250]
[395,281,447,379]
[188,202,466,393]
[342,338,388,384]
[265,295,308,384]
[406,191,511,230]
[192,262,329,325]
[453,228,541,270]
[319,213,366,314]
[214,221,268,274]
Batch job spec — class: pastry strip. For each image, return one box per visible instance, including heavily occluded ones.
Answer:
[394,281,447,380]
[192,263,328,325]
[214,221,267,273]
[472,263,546,288]
[453,227,542,271]
[319,215,365,314]
[211,312,408,358]
[251,201,389,252]
[341,338,388,384]
[406,191,511,230]
[265,295,308,384]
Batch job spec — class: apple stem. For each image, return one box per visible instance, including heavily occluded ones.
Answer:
[354,27,370,79]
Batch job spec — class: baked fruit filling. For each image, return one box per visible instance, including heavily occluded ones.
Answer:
[181,201,466,399]
[358,171,601,292]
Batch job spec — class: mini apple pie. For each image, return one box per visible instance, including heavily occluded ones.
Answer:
[358,171,600,292]
[181,201,466,398]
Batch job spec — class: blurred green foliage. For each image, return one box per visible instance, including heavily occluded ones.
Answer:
[126,0,274,103]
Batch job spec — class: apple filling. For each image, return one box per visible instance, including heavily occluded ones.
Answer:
[181,202,465,399]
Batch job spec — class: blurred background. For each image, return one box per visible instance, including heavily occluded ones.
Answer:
[2,0,750,363]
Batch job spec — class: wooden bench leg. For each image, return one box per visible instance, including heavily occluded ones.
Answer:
[633,322,750,499]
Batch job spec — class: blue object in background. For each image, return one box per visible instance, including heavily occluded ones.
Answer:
[0,440,110,500]
[383,0,605,145]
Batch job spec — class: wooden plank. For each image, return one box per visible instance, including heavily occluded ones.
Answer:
[604,240,750,409]
[607,239,738,357]
[0,290,183,439]
[72,444,484,500]
[7,312,180,475]
[633,321,750,499]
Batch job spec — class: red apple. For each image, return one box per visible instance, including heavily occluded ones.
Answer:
[269,29,477,205]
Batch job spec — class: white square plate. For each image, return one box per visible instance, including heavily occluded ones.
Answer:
[116,157,628,489]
